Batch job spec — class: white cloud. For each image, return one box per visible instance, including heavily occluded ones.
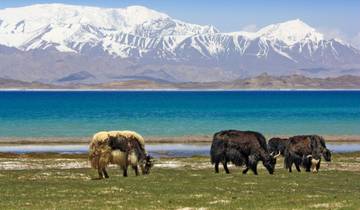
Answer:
[316,27,360,49]
[351,32,360,49]
[241,24,258,32]
[317,27,349,42]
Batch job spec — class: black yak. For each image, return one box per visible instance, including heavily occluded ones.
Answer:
[210,130,280,175]
[284,135,331,173]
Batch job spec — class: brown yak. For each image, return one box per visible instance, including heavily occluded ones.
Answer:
[284,135,331,173]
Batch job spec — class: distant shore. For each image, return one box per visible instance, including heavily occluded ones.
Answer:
[1,135,360,144]
[2,74,360,90]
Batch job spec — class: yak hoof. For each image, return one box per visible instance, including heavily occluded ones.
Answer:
[242,168,249,174]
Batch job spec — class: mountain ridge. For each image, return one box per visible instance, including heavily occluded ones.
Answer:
[2,74,360,90]
[0,4,360,83]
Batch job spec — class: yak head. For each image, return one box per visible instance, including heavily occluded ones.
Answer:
[264,151,281,174]
[306,155,321,173]
[318,136,331,162]
[322,148,331,162]
[142,155,154,175]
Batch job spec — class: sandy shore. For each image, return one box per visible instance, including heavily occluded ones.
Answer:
[1,134,360,144]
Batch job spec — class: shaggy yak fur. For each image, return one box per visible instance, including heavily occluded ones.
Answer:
[284,135,331,173]
[268,137,289,156]
[89,131,112,179]
[89,130,153,179]
[210,130,280,175]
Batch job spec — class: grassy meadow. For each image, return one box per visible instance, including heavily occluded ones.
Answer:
[0,153,360,209]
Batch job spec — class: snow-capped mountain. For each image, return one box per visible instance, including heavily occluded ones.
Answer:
[0,4,359,83]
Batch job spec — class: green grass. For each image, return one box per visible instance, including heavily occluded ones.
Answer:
[0,154,360,209]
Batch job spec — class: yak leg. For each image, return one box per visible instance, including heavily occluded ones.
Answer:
[242,167,249,174]
[140,164,146,175]
[301,155,311,172]
[291,157,302,172]
[303,157,311,172]
[253,169,258,175]
[214,161,220,173]
[97,168,104,179]
[223,161,230,174]
[122,166,128,177]
[242,159,250,174]
[316,159,321,171]
[102,168,109,179]
[249,155,258,175]
[295,160,301,172]
[316,161,321,171]
[285,157,292,172]
[132,165,139,176]
[251,164,258,175]
[243,160,250,174]
[304,161,311,172]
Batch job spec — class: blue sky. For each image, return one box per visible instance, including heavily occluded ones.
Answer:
[1,0,359,44]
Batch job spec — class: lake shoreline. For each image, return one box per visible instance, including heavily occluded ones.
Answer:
[2,134,360,144]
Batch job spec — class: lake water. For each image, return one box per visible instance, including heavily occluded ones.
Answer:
[1,143,359,157]
[0,90,359,137]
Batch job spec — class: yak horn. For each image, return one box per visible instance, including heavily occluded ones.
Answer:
[274,151,281,158]
[306,155,312,158]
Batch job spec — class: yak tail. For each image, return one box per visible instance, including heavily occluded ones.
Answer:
[88,144,98,168]
[210,135,218,164]
[89,154,99,169]
[89,152,112,169]
[210,137,224,164]
[210,146,218,164]
[88,144,112,169]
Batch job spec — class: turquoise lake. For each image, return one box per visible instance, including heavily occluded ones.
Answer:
[0,91,359,137]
